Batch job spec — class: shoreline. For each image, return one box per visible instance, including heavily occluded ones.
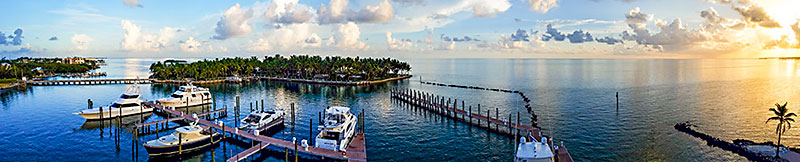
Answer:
[136,74,413,86]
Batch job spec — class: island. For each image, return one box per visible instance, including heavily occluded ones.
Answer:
[1,57,104,88]
[149,55,412,85]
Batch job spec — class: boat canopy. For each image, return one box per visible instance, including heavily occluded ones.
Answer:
[516,141,554,159]
[326,106,350,115]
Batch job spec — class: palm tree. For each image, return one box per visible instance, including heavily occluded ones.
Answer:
[766,102,796,159]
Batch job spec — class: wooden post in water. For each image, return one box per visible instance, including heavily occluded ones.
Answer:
[517,112,521,136]
[250,102,253,113]
[616,92,619,110]
[495,108,499,131]
[178,133,182,155]
[261,99,265,112]
[291,103,295,133]
[486,110,490,129]
[285,148,289,162]
[469,106,472,124]
[461,100,465,120]
[309,119,313,144]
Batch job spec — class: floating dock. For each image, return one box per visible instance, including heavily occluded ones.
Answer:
[142,101,368,162]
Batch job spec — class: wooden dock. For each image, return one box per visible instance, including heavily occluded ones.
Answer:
[392,88,574,161]
[142,101,368,162]
[391,88,535,136]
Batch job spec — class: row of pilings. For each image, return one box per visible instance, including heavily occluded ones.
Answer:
[419,81,538,128]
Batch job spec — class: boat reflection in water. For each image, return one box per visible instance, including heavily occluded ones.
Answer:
[79,112,154,130]
[143,115,222,157]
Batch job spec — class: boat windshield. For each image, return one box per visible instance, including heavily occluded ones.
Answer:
[320,131,340,140]
[111,103,140,108]
[171,94,183,98]
[120,94,139,99]
[244,115,261,123]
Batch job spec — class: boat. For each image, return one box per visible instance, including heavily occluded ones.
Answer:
[143,118,221,156]
[514,135,555,162]
[239,109,285,133]
[315,106,358,151]
[156,83,213,108]
[75,84,152,120]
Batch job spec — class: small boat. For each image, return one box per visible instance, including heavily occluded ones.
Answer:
[315,106,358,151]
[514,135,554,162]
[239,109,285,133]
[143,119,221,156]
[75,84,152,120]
[156,83,213,108]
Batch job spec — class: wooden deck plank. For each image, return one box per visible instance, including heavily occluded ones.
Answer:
[227,142,270,162]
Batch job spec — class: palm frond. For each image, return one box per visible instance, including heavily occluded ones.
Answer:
[767,117,782,123]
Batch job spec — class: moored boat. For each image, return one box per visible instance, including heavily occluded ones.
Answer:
[143,120,221,156]
[75,84,152,120]
[315,106,358,151]
[239,109,285,133]
[156,83,213,108]
[515,135,555,162]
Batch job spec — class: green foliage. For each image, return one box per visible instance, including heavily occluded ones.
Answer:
[0,78,17,84]
[0,60,97,79]
[149,55,412,81]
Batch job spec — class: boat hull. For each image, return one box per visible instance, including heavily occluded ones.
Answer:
[143,133,222,156]
[157,99,212,108]
[78,107,154,120]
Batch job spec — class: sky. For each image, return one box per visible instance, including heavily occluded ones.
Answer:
[1,0,800,59]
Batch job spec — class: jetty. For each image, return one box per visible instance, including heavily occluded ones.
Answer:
[392,88,574,161]
[139,101,368,162]
[26,78,153,86]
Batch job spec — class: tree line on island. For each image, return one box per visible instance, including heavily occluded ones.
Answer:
[0,57,101,79]
[149,55,412,81]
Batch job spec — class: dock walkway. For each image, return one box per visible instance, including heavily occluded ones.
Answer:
[143,101,367,162]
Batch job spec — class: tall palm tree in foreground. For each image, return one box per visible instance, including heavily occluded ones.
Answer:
[766,102,796,159]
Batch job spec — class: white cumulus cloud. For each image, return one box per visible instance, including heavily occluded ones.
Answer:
[71,34,92,51]
[120,20,180,51]
[212,3,254,40]
[333,22,367,49]
[523,0,558,14]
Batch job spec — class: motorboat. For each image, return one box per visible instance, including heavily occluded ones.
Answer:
[239,109,285,133]
[156,83,213,108]
[75,84,152,120]
[143,118,221,156]
[515,135,554,162]
[315,106,358,151]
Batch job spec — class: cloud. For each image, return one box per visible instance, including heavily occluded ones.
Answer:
[523,0,558,14]
[386,32,414,50]
[732,2,781,28]
[437,40,455,50]
[352,0,395,23]
[317,0,396,24]
[435,0,511,18]
[0,28,23,46]
[566,30,593,43]
[72,34,92,51]
[263,23,322,50]
[332,22,367,49]
[123,0,143,7]
[212,4,254,40]
[595,36,623,45]
[265,0,315,24]
[248,38,272,52]
[0,47,34,55]
[317,0,349,24]
[120,20,180,51]
[179,37,203,52]
[49,36,58,41]
[393,0,424,6]
[496,29,545,49]
[542,24,566,41]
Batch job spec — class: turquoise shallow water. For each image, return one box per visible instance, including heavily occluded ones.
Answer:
[2,58,800,161]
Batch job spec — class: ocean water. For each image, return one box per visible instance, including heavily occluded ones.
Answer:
[2,58,800,161]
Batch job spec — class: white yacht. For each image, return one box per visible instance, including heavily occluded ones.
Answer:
[156,83,213,108]
[239,109,285,133]
[143,119,221,156]
[315,106,358,151]
[75,84,152,120]
[515,136,555,162]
